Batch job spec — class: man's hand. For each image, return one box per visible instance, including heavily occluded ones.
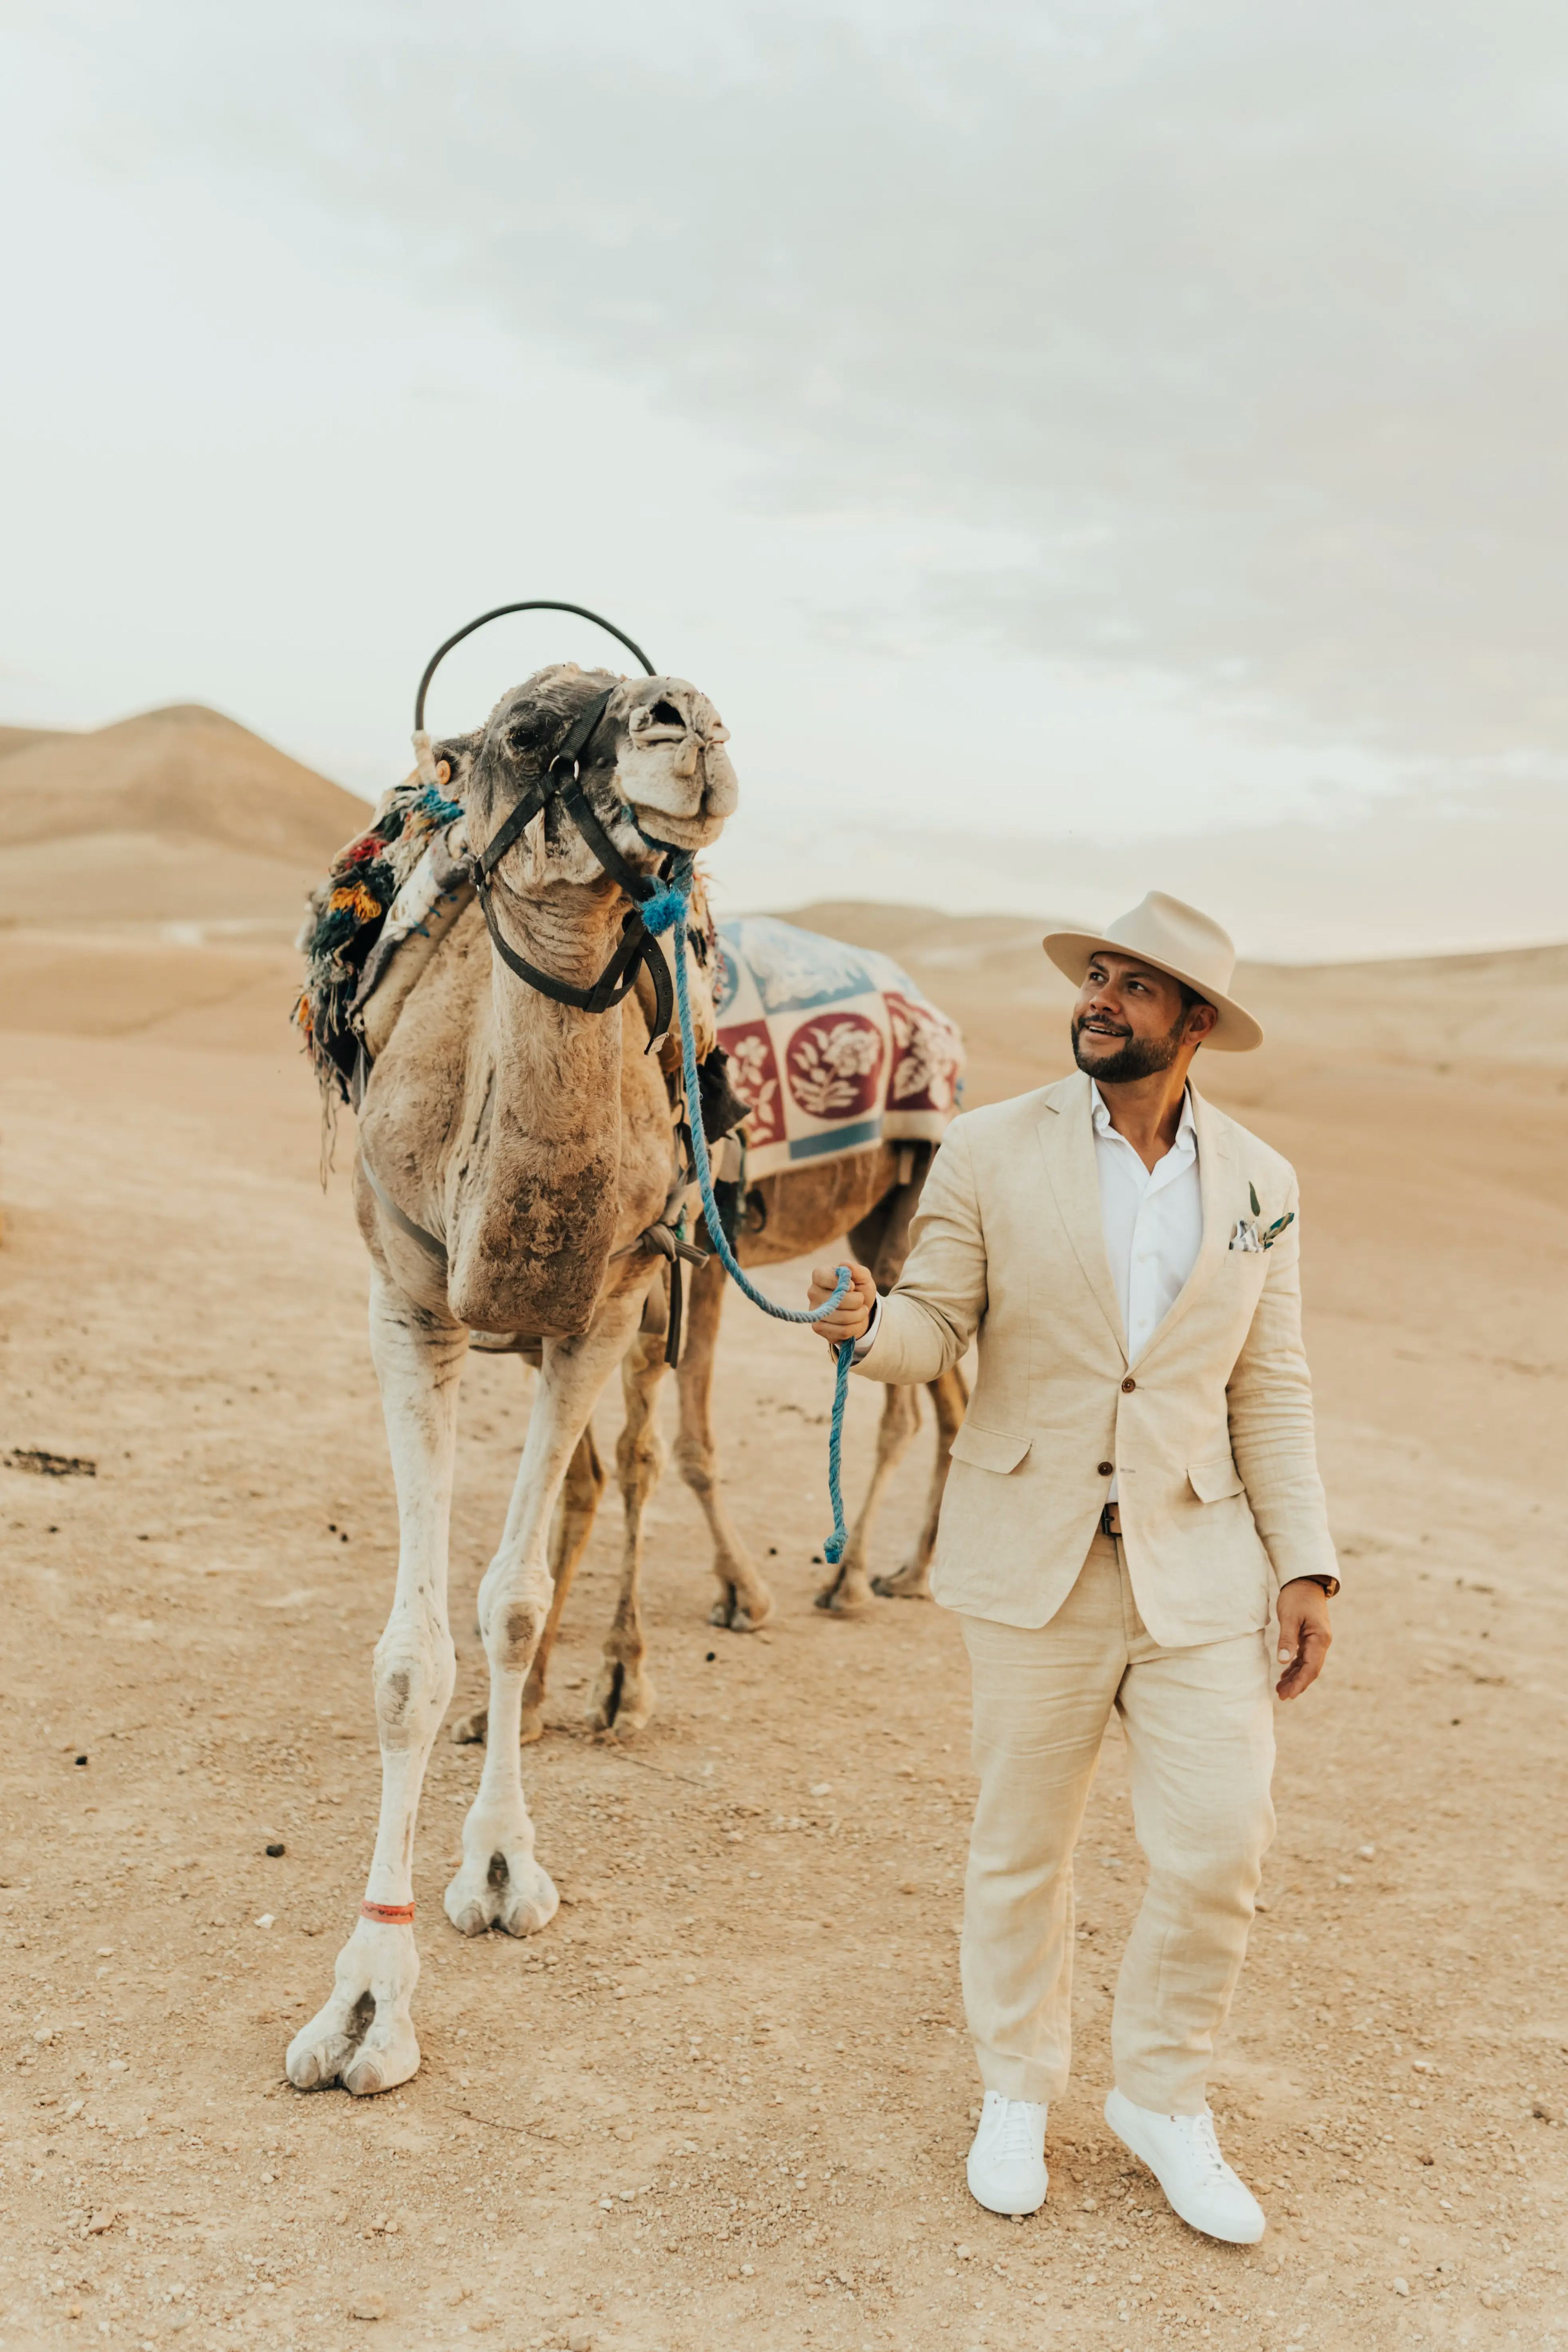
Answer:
[1275,1580,1332,1701]
[806,1259,879,1346]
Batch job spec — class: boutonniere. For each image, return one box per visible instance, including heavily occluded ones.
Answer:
[1229,1181,1296,1254]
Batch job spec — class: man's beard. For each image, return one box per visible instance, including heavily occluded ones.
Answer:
[1071,1010,1185,1085]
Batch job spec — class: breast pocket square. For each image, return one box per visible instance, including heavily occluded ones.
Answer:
[1230,1184,1295,1253]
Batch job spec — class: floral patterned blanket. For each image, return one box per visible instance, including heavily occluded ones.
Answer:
[714,916,964,1181]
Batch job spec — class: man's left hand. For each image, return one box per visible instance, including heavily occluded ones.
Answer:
[1275,1580,1332,1701]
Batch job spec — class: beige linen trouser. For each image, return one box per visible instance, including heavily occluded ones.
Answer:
[959,1530,1275,2115]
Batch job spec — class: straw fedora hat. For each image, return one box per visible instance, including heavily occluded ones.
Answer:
[1042,891,1263,1053]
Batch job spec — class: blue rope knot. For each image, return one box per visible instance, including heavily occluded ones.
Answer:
[650,875,856,1567]
[638,880,689,936]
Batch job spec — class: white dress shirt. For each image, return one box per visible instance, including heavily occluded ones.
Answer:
[853,1085,1204,1501]
[1089,1083,1203,1494]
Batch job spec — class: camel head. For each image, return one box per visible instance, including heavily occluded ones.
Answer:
[437,662,738,895]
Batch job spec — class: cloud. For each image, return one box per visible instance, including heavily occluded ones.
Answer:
[83,0,1568,762]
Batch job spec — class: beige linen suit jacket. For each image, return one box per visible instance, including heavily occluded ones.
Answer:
[855,1070,1336,1647]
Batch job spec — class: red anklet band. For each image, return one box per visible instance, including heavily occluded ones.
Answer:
[361,1898,416,1925]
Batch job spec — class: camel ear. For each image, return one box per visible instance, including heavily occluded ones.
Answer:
[433,730,481,798]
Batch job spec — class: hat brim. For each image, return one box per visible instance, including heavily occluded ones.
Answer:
[1041,931,1264,1053]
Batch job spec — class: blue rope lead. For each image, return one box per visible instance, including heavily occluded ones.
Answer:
[643,881,856,1567]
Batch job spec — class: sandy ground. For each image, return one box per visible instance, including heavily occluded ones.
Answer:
[2,922,1568,2352]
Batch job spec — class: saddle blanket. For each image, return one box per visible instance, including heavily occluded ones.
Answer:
[714,915,964,1181]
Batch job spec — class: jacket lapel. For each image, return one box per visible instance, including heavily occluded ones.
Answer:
[1036,1073,1127,1361]
[1132,1084,1233,1367]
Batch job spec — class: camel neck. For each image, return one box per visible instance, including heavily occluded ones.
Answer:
[482,878,633,1139]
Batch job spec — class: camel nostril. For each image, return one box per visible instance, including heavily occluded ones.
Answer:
[648,699,684,727]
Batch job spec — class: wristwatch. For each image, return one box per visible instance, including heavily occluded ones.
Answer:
[1285,1574,1340,1598]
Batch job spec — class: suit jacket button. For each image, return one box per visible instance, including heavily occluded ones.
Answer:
[1121,1376,1136,1392]
[1098,1460,1114,1477]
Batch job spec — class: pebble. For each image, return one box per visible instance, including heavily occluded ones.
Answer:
[349,2293,388,2321]
[86,2211,117,2236]
[1393,2276,1409,2296]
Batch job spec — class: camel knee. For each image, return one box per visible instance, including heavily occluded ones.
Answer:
[481,1570,553,1673]
[883,1387,921,1443]
[372,1620,455,1747]
[675,1434,715,1500]
[617,1421,666,1497]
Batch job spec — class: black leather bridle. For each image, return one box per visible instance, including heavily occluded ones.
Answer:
[468,680,689,1048]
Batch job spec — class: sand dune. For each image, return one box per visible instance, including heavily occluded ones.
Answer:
[0,702,368,928]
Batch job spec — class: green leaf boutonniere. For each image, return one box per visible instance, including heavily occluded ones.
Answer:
[1230,1184,1296,1254]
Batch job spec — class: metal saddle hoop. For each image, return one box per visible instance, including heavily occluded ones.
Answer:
[417,604,688,1047]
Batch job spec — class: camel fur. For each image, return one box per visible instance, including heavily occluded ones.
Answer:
[453,1139,969,1751]
[285,662,736,2100]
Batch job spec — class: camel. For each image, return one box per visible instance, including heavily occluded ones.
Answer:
[285,660,741,2099]
[455,1146,969,1748]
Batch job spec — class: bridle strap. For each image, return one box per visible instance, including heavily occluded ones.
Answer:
[467,683,677,1042]
[557,776,658,901]
[474,880,670,1033]
[475,686,618,882]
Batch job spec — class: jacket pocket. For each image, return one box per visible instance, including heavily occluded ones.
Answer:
[1188,1454,1245,1503]
[949,1423,1033,1475]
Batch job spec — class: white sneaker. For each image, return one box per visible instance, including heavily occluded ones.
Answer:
[1104,2087,1265,2243]
[966,2090,1049,2216]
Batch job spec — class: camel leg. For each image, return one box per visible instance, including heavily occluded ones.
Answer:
[445,1287,648,1937]
[587,1327,667,1738]
[675,1252,774,1632]
[814,1382,922,1616]
[449,1422,608,1748]
[873,1361,969,1599]
[523,1423,608,1743]
[287,1274,466,2097]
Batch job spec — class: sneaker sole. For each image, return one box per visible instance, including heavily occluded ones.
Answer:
[1103,2094,1264,2245]
[964,2159,1048,2218]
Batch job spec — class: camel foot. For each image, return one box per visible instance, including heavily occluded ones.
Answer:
[444,1842,558,1939]
[708,1578,774,1633]
[519,1701,547,1746]
[587,1657,655,1739]
[285,1920,420,2098]
[871,1564,933,1601]
[814,1561,876,1616]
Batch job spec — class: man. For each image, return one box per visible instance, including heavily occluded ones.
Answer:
[807,892,1336,2243]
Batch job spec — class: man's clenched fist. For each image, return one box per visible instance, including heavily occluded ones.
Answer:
[806,1259,879,1345]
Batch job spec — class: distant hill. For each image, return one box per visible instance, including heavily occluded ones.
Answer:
[0,704,370,929]
[0,724,74,761]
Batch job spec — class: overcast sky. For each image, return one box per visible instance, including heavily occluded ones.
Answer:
[6,1,1568,953]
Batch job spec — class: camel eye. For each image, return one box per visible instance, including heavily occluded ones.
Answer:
[648,700,684,728]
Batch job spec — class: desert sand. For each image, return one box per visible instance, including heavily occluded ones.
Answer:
[1,710,1566,2352]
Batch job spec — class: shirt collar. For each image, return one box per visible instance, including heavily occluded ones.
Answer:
[1090,1082,1196,1151]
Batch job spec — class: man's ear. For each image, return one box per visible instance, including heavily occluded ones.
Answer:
[1187,998,1220,1045]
